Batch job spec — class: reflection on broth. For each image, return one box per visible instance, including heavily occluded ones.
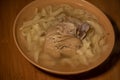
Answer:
[19,4,107,69]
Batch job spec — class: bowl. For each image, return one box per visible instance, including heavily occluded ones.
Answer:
[13,0,115,75]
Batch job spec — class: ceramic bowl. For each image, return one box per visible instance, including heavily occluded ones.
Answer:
[13,0,115,75]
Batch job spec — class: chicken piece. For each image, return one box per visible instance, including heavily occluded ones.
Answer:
[56,22,76,36]
[76,22,90,39]
[59,37,82,57]
[43,22,82,58]
[44,34,82,58]
[43,33,61,58]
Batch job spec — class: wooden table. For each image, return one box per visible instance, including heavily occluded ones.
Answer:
[0,0,120,80]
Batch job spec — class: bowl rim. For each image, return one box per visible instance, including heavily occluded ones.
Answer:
[13,0,115,75]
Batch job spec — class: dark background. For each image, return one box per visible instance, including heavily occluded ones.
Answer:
[0,0,120,80]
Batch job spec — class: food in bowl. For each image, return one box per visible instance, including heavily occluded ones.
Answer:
[19,4,108,70]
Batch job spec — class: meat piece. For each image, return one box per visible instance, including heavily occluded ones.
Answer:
[76,22,90,39]
[44,34,82,58]
[43,33,61,58]
[43,22,82,58]
[60,37,82,57]
[56,22,76,36]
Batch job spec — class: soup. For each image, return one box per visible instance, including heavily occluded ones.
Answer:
[19,4,107,70]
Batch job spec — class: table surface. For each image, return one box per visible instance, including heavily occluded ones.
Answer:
[0,0,120,80]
